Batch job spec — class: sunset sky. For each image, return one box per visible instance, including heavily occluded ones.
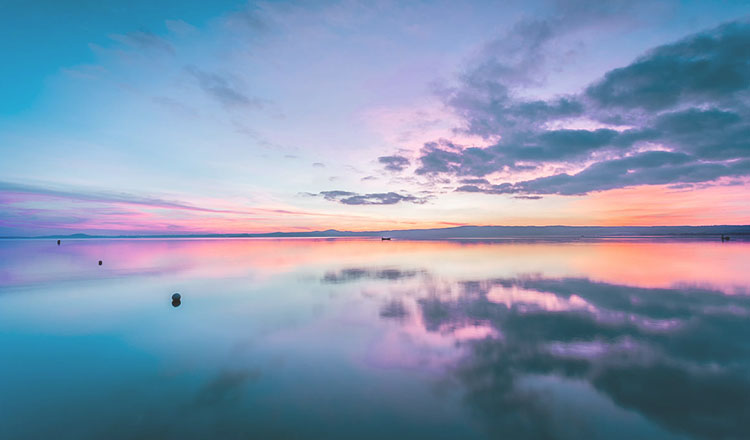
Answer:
[2,0,750,235]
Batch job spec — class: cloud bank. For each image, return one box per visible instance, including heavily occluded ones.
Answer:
[416,20,750,196]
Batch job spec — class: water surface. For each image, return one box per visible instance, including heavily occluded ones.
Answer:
[1,238,749,439]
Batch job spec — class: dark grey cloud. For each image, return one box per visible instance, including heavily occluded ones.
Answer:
[378,155,410,172]
[416,20,750,196]
[316,190,429,205]
[586,21,750,114]
[417,129,623,176]
[417,139,503,176]
[186,66,264,108]
[455,184,482,193]
[458,178,490,185]
[650,108,750,160]
[459,151,750,196]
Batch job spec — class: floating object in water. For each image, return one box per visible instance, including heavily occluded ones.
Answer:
[57,240,60,245]
[721,235,731,242]
[98,260,102,266]
[381,237,391,241]
[172,293,181,308]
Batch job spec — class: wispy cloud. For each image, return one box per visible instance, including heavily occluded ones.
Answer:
[0,181,247,215]
[110,29,175,54]
[186,66,265,109]
[0,181,372,226]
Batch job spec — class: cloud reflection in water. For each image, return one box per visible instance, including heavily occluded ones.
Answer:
[378,274,750,439]
[2,238,749,439]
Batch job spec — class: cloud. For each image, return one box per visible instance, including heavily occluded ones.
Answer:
[414,20,750,196]
[378,155,410,172]
[417,129,622,176]
[312,162,326,168]
[442,0,656,138]
[316,190,429,205]
[0,181,246,214]
[223,5,271,33]
[110,30,175,54]
[458,152,750,196]
[165,19,197,36]
[459,178,490,185]
[185,66,264,108]
[0,180,357,222]
[586,21,750,114]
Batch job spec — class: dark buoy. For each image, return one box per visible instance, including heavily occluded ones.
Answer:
[57,239,60,245]
[98,260,102,266]
[171,293,181,308]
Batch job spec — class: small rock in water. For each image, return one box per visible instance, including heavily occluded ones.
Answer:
[98,260,102,266]
[172,293,181,301]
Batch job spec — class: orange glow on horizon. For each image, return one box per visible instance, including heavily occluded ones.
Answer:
[3,180,748,235]
[570,182,750,226]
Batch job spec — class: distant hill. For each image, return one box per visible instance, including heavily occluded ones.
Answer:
[3,225,750,239]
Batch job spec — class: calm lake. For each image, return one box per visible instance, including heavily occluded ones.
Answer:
[1,238,749,439]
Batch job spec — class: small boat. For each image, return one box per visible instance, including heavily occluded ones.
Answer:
[381,237,391,241]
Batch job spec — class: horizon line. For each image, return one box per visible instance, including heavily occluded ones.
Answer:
[3,224,750,239]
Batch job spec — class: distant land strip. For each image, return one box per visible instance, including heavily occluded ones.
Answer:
[2,225,750,239]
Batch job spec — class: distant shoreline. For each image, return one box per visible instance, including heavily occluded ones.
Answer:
[3,225,750,240]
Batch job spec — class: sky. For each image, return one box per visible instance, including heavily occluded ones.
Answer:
[1,0,750,235]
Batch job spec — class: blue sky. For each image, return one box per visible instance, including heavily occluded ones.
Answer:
[1,0,750,235]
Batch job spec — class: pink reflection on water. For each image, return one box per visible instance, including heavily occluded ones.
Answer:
[2,238,749,295]
[487,285,594,312]
[452,324,496,340]
[565,240,750,294]
[363,319,500,371]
